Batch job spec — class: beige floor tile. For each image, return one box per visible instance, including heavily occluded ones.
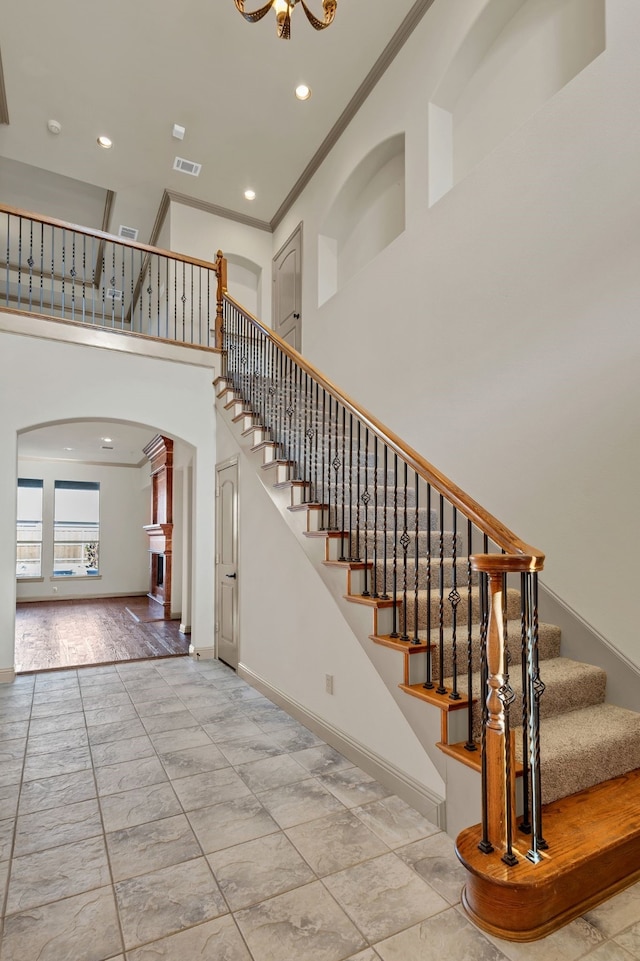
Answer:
[87,717,148,745]
[395,831,466,905]
[323,852,449,942]
[375,908,508,961]
[90,733,156,767]
[256,777,346,829]
[235,880,366,961]
[353,795,440,848]
[484,913,605,961]
[0,886,123,961]
[126,915,253,961]
[158,743,230,779]
[95,755,168,796]
[14,798,102,857]
[115,856,227,949]
[285,809,389,876]
[585,883,640,939]
[187,795,280,854]
[290,744,354,776]
[150,726,213,754]
[236,754,309,793]
[0,816,14,860]
[26,727,89,756]
[208,832,315,911]
[6,835,111,913]
[171,767,252,812]
[106,812,202,882]
[22,745,92,782]
[18,768,96,816]
[100,782,182,833]
[616,920,640,959]
[217,734,284,766]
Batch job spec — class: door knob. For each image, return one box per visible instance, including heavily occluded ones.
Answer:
[225,573,237,579]
[293,312,300,319]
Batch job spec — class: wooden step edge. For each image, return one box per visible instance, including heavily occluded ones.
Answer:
[213,375,231,389]
[241,424,266,438]
[224,398,245,411]
[369,633,428,654]
[260,459,294,471]
[251,441,277,454]
[304,530,347,539]
[398,682,472,711]
[231,410,255,424]
[273,480,309,490]
[436,740,523,776]
[343,594,399,609]
[456,768,640,942]
[324,560,372,570]
[288,503,327,513]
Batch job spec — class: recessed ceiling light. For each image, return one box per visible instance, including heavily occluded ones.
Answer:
[102,436,113,443]
[97,135,113,149]
[244,189,256,201]
[63,447,74,451]
[295,84,311,101]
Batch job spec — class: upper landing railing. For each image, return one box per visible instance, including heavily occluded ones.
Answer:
[1,204,225,348]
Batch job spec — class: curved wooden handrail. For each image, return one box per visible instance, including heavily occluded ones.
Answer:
[224,292,544,568]
[0,203,221,273]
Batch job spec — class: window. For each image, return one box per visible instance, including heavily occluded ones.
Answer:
[53,481,100,577]
[16,478,44,577]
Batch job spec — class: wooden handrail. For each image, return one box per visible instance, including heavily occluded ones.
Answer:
[224,292,544,567]
[0,203,221,274]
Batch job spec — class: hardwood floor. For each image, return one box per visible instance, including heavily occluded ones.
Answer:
[15,595,189,673]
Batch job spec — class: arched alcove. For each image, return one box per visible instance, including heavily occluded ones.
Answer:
[428,0,606,205]
[226,252,262,318]
[318,134,406,305]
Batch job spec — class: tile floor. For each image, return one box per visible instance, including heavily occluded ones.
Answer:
[1,656,640,961]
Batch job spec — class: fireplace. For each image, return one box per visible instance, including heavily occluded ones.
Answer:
[143,435,173,618]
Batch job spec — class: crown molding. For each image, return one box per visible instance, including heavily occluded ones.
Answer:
[270,0,437,230]
[166,189,272,233]
[0,48,9,124]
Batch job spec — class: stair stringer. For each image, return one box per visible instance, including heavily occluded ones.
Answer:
[216,392,483,835]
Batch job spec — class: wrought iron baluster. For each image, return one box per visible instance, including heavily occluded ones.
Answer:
[190,263,194,343]
[412,472,421,644]
[61,227,66,317]
[4,212,9,309]
[399,461,409,641]
[500,675,518,866]
[51,225,56,320]
[120,243,125,327]
[313,381,319,502]
[372,436,379,597]
[354,420,362,561]
[449,507,461,700]
[423,483,433,688]
[436,495,446,694]
[361,428,370,595]
[478,568,493,854]
[28,220,34,312]
[526,571,547,862]
[339,406,347,560]
[331,396,340,529]
[320,389,327,527]
[81,233,87,323]
[465,520,477,751]
[390,453,399,637]
[39,222,45,314]
[70,232,77,321]
[347,414,354,559]
[380,445,389,600]
[519,571,531,834]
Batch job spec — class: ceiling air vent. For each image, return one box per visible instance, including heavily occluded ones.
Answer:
[106,288,123,301]
[173,156,202,177]
[118,225,139,241]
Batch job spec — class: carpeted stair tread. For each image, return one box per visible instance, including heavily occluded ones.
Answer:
[447,658,607,739]
[515,703,640,805]
[425,620,561,678]
[399,586,521,631]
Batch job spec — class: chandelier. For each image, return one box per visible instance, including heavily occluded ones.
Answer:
[234,0,337,40]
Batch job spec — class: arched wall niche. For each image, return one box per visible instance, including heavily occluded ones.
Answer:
[428,0,606,205]
[318,133,406,306]
[226,252,262,318]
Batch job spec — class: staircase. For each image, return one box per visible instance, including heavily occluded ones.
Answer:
[216,293,640,942]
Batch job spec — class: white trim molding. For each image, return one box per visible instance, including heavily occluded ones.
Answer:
[0,668,16,684]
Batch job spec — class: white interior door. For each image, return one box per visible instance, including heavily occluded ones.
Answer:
[273,222,302,350]
[216,458,239,669]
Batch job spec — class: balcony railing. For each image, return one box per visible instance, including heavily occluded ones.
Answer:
[1,204,224,348]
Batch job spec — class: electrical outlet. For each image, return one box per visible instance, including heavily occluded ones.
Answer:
[325,674,334,695]
[52,586,58,593]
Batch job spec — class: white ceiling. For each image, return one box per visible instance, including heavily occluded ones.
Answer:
[18,422,159,468]
[1,0,433,463]
[0,0,430,243]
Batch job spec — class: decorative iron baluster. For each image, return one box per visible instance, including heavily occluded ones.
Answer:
[478,569,493,854]
[39,221,45,314]
[399,461,409,641]
[61,227,66,317]
[331,397,340,530]
[526,571,547,862]
[320,389,327,528]
[28,220,34,312]
[449,507,461,700]
[423,483,433,688]
[352,420,362,561]
[380,445,389,600]
[436,494,447,695]
[499,678,518,866]
[339,406,347,560]
[120,242,125,327]
[372,436,379,597]
[347,414,354,559]
[465,520,477,751]
[519,571,531,834]
[412,472,421,644]
[390,453,399,638]
[361,428,370,596]
[4,213,8,309]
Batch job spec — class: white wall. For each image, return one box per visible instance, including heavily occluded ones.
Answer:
[16,458,149,601]
[168,202,273,326]
[215,414,444,801]
[269,0,640,669]
[0,316,218,674]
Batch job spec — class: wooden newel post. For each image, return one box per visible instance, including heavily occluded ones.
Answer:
[214,249,227,351]
[471,552,542,862]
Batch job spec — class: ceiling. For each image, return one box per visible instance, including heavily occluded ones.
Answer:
[18,423,159,468]
[1,0,434,464]
[0,0,432,247]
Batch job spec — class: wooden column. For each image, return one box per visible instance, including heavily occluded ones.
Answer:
[143,435,174,618]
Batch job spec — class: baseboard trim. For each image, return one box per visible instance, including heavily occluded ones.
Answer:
[193,646,216,660]
[238,663,446,829]
[16,591,149,603]
[179,623,191,635]
[0,668,16,684]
